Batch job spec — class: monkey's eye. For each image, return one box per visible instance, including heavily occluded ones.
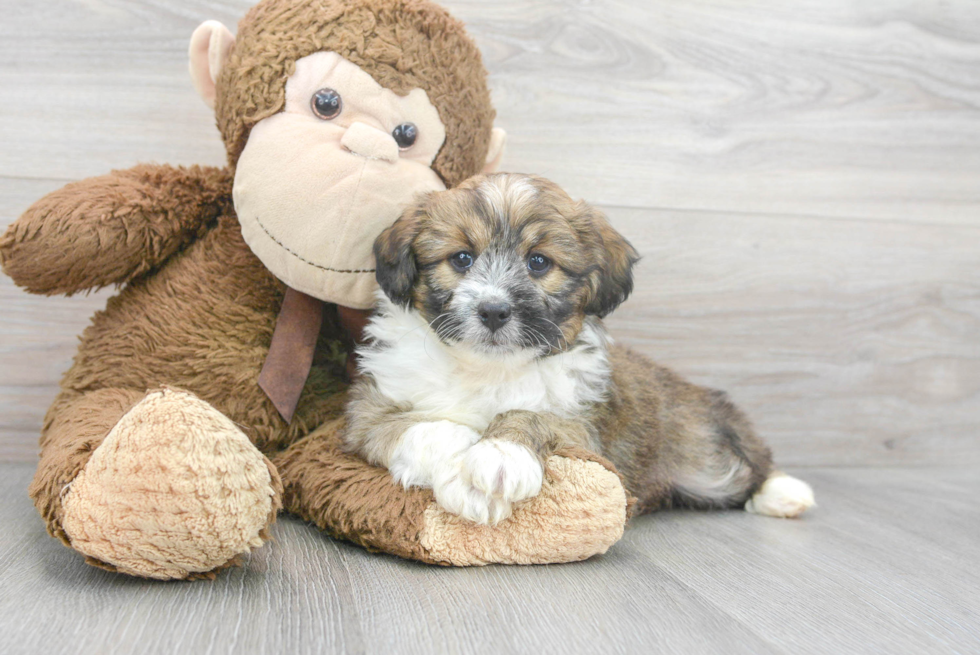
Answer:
[392,123,418,149]
[527,253,551,274]
[311,88,342,120]
[449,251,474,271]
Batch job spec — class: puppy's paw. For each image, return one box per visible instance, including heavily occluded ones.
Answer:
[464,439,544,503]
[745,473,815,518]
[434,470,512,525]
[389,421,481,489]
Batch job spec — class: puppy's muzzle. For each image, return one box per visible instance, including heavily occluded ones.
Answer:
[477,301,512,333]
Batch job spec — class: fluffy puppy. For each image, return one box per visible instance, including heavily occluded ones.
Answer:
[344,173,814,524]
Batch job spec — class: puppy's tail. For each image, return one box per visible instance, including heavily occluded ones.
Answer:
[745,472,815,518]
[669,390,815,518]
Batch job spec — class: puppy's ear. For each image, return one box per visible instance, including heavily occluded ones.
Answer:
[583,207,640,317]
[373,202,426,307]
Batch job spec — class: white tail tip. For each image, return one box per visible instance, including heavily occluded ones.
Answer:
[745,473,815,518]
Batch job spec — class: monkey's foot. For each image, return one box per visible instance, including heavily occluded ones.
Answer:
[419,447,629,565]
[61,388,282,580]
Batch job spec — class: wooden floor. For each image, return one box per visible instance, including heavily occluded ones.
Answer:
[1,0,978,653]
[1,463,978,654]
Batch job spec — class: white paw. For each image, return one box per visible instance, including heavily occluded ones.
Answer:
[433,468,513,525]
[389,421,481,489]
[463,439,543,503]
[745,474,815,518]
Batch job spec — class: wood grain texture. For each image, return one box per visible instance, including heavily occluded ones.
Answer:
[0,0,978,466]
[603,206,980,467]
[2,1,979,222]
[1,463,977,654]
[458,0,980,224]
[628,467,980,654]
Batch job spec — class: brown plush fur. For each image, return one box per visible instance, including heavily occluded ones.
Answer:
[0,0,565,577]
[217,0,496,186]
[0,165,232,296]
[272,418,443,564]
[18,173,351,547]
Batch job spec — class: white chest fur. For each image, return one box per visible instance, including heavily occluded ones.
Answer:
[357,299,612,432]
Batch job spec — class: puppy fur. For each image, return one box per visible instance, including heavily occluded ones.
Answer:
[344,173,814,524]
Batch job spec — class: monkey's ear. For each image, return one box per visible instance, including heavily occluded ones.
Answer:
[483,128,507,174]
[373,206,426,307]
[189,20,235,110]
[583,207,640,318]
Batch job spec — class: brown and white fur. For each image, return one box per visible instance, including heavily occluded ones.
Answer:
[344,173,814,524]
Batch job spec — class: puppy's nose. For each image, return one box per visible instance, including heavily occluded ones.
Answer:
[478,302,512,332]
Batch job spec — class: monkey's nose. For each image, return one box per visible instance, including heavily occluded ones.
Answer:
[340,122,399,163]
[477,302,512,332]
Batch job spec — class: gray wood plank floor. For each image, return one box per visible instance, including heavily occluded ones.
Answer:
[1,464,977,655]
[1,1,978,653]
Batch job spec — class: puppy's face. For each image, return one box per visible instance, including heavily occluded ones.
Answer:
[374,174,639,355]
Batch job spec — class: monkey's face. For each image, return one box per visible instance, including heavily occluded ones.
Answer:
[233,52,449,308]
[189,2,505,309]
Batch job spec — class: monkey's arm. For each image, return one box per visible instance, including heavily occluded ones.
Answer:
[0,164,232,295]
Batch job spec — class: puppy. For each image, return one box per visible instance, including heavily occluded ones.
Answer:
[344,173,814,524]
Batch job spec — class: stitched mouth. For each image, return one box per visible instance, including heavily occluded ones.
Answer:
[251,213,376,275]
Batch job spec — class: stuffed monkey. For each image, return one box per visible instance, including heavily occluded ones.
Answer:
[0,0,629,580]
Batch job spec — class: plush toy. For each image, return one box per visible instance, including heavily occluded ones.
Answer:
[0,0,629,580]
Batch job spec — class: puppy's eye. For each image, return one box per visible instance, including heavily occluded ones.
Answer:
[311,88,342,119]
[527,253,551,274]
[449,251,474,271]
[392,123,418,149]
